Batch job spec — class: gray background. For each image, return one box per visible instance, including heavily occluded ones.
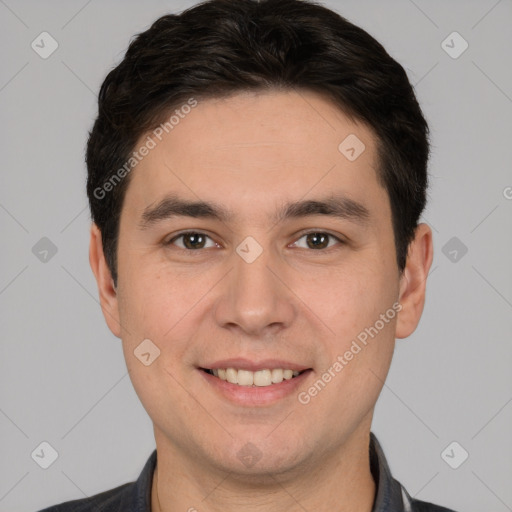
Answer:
[1,1,511,511]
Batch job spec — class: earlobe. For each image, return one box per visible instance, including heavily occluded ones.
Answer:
[395,223,433,339]
[89,224,122,338]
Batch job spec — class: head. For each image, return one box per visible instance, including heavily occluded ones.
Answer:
[88,0,433,479]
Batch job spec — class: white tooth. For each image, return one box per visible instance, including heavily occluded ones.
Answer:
[254,369,272,386]
[283,369,293,380]
[226,368,238,384]
[219,368,299,386]
[237,369,254,386]
[271,368,284,383]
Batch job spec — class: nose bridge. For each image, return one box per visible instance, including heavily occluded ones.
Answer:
[214,241,295,335]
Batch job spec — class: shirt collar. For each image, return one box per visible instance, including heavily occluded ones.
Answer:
[130,432,407,512]
[369,432,410,511]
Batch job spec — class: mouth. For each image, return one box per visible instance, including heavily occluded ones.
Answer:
[199,367,310,387]
[197,359,314,406]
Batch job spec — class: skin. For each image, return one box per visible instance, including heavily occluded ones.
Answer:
[90,90,433,512]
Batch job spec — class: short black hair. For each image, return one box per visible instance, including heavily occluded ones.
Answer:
[86,0,430,284]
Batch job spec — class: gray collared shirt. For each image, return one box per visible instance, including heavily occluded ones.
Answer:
[37,432,457,511]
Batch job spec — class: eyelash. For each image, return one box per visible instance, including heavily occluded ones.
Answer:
[164,230,345,251]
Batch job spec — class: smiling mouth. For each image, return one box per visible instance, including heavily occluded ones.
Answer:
[200,368,311,387]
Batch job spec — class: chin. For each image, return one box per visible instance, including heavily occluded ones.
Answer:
[201,432,312,481]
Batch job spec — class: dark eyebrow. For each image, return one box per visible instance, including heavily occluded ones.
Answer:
[275,194,370,225]
[139,193,370,229]
[140,194,232,228]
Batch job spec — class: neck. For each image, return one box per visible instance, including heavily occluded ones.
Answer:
[151,428,376,512]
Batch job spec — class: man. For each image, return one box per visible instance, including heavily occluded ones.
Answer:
[39,0,457,510]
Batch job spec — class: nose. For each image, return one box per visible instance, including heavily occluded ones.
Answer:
[213,245,296,337]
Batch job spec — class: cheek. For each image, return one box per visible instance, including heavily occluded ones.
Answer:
[323,263,398,401]
[299,258,398,341]
[116,262,220,375]
[116,262,187,338]
[303,298,397,422]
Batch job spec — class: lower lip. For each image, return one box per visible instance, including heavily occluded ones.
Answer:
[199,369,313,406]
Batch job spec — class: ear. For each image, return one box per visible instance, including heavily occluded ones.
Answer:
[89,223,122,338]
[395,223,433,339]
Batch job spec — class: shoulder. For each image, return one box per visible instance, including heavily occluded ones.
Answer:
[35,481,134,512]
[36,449,157,512]
[408,491,459,512]
[413,503,459,512]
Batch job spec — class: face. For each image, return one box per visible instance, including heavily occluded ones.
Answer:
[91,90,432,478]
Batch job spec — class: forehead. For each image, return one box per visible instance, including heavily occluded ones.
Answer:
[123,90,387,221]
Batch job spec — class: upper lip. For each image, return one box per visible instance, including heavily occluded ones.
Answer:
[200,358,312,372]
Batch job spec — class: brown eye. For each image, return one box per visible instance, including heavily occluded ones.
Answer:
[292,232,342,250]
[305,233,329,249]
[167,232,216,250]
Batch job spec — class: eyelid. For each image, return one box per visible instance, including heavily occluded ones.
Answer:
[164,229,346,250]
[289,230,346,249]
[164,230,219,249]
